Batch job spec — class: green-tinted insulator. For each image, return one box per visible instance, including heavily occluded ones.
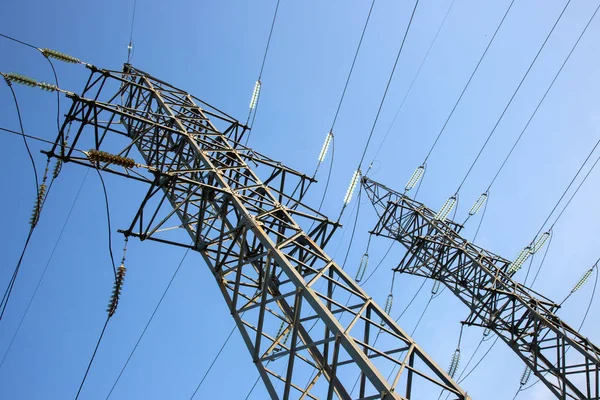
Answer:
[355,253,368,282]
[431,280,441,295]
[37,82,58,92]
[41,48,80,64]
[520,366,532,385]
[30,183,47,227]
[448,348,461,378]
[530,231,550,254]
[52,159,62,179]
[282,326,291,345]
[5,73,37,87]
[384,293,393,314]
[571,268,594,293]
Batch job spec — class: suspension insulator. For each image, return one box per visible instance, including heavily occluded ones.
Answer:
[107,264,127,317]
[520,365,532,386]
[41,48,80,64]
[249,80,261,110]
[281,325,291,345]
[469,192,488,216]
[30,183,47,227]
[318,131,333,163]
[355,253,368,282]
[87,149,136,169]
[384,293,393,314]
[52,159,63,179]
[435,196,457,221]
[571,267,594,293]
[530,231,550,254]
[343,170,360,205]
[4,73,37,87]
[405,165,425,192]
[448,348,461,378]
[37,81,58,92]
[508,246,531,274]
[431,280,441,295]
[483,327,491,337]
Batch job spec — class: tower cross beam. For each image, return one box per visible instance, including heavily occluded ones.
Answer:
[43,65,468,400]
[363,176,600,400]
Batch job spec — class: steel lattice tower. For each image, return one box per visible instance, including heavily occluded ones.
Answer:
[43,64,469,399]
[363,176,600,400]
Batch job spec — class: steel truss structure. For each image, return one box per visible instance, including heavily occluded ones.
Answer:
[43,64,468,399]
[362,176,600,400]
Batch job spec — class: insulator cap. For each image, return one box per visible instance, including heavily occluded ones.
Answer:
[249,80,261,109]
[318,131,333,163]
[508,246,531,274]
[5,73,37,87]
[355,253,368,282]
[87,149,136,169]
[468,192,488,216]
[448,348,461,378]
[107,264,127,317]
[530,231,550,254]
[431,280,441,295]
[435,196,457,221]
[41,48,80,64]
[405,165,425,192]
[520,366,532,385]
[572,268,594,293]
[343,170,360,205]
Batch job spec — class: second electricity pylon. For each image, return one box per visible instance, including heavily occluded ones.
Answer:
[42,64,468,399]
[362,176,600,400]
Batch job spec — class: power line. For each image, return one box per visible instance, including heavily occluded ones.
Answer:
[329,0,376,132]
[422,0,516,164]
[461,3,598,195]
[370,0,457,164]
[244,0,282,131]
[454,0,573,194]
[0,77,40,321]
[75,317,110,399]
[127,0,138,63]
[106,248,190,398]
[357,0,421,172]
[189,325,237,399]
[0,170,89,370]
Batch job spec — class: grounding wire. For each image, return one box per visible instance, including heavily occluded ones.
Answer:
[453,0,573,195]
[106,248,191,398]
[422,0,517,164]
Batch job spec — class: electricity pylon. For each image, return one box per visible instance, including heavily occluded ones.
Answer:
[362,176,600,400]
[43,64,468,399]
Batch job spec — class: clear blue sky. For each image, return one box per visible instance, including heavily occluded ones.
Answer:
[1,0,599,399]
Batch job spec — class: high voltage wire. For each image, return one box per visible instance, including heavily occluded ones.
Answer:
[463,0,597,203]
[127,0,138,63]
[340,0,421,221]
[454,0,573,195]
[106,248,190,398]
[0,77,39,321]
[0,171,89,370]
[421,0,517,164]
[369,0,457,165]
[244,0,282,142]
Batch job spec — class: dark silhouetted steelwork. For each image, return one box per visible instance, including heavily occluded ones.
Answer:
[363,176,600,400]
